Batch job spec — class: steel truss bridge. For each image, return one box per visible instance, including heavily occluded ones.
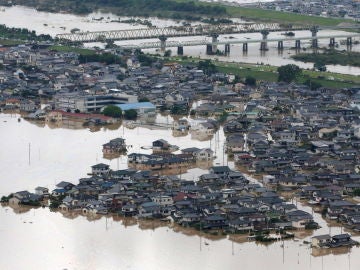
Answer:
[56,23,310,42]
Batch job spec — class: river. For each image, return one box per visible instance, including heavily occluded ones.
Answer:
[0,113,359,270]
[0,5,359,75]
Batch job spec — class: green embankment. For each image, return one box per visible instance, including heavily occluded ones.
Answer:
[176,0,352,27]
[225,6,349,27]
[0,0,353,27]
[48,45,96,56]
[0,39,24,46]
[169,56,360,88]
[292,50,360,67]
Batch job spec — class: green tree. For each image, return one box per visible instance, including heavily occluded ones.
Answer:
[277,64,302,83]
[164,50,172,57]
[138,97,150,102]
[314,61,327,72]
[105,40,116,49]
[353,189,360,196]
[124,109,138,120]
[304,79,322,90]
[233,75,241,84]
[137,53,156,66]
[245,76,256,86]
[103,105,122,118]
[198,59,217,75]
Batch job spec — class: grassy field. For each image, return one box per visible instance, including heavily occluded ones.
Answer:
[168,56,360,88]
[292,50,360,67]
[0,39,24,46]
[175,0,352,27]
[225,6,350,27]
[48,45,96,55]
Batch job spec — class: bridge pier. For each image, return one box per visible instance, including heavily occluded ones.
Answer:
[260,30,269,51]
[211,33,219,54]
[310,26,319,48]
[329,38,335,47]
[224,43,230,55]
[347,37,352,46]
[277,40,284,50]
[295,40,301,49]
[206,44,213,55]
[159,35,167,52]
[177,46,184,55]
[243,43,248,52]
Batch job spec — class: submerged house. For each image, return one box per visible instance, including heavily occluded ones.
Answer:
[311,234,332,248]
[312,234,359,248]
[172,118,190,131]
[181,147,214,161]
[103,138,127,154]
[9,191,42,205]
[91,163,110,175]
[152,139,179,153]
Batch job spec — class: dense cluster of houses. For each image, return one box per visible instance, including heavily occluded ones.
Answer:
[255,0,360,20]
[220,82,360,232]
[0,44,244,124]
[7,164,319,233]
[1,43,360,241]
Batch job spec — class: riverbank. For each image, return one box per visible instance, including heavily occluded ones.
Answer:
[167,0,356,27]
[0,0,226,22]
[0,0,353,26]
[168,56,360,88]
[0,24,52,42]
[292,50,360,68]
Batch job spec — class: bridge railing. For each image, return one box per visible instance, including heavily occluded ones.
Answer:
[56,23,311,42]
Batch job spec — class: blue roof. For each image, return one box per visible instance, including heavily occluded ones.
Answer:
[115,102,156,111]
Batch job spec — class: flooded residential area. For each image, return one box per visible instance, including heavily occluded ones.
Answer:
[1,112,360,270]
[0,2,360,270]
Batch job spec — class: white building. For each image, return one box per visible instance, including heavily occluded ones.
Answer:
[151,195,174,206]
[54,92,138,112]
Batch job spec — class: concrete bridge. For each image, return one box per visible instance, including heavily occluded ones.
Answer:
[119,33,359,55]
[56,23,359,54]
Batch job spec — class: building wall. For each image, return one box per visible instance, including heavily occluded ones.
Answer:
[54,93,138,112]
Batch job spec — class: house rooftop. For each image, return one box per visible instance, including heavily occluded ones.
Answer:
[312,234,331,240]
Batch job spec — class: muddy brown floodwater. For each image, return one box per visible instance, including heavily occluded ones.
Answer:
[0,113,359,270]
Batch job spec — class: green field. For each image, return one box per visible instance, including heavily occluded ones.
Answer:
[292,50,360,67]
[48,45,96,55]
[168,56,360,88]
[0,39,24,46]
[225,6,350,27]
[175,0,352,27]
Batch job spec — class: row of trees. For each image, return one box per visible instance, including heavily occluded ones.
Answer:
[78,53,126,66]
[89,0,227,16]
[103,105,138,120]
[14,0,227,19]
[0,24,52,41]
